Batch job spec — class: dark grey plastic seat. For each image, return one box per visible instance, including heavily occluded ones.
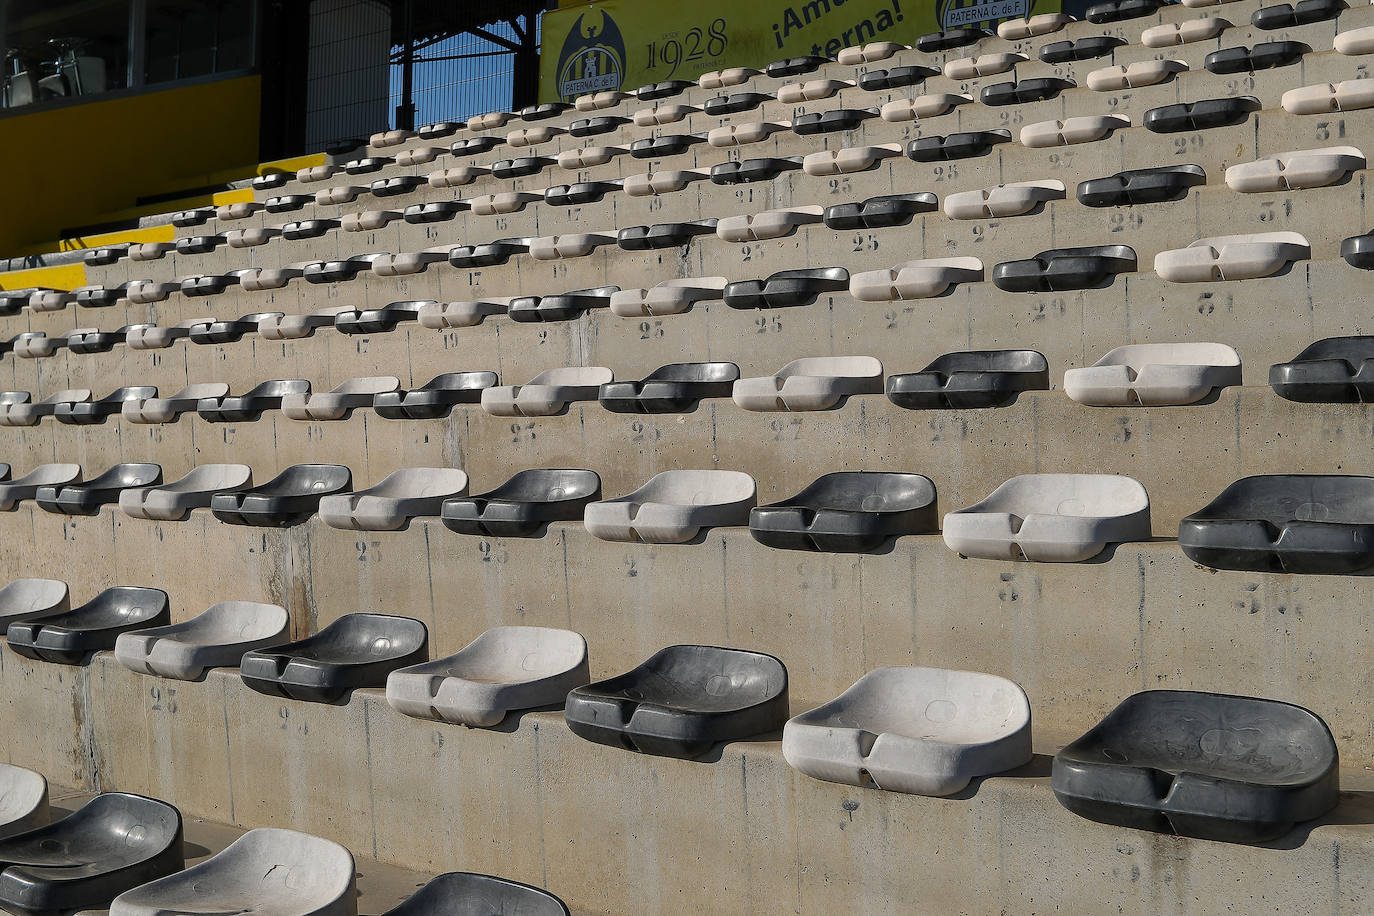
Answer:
[335,300,424,334]
[441,469,601,537]
[189,312,283,345]
[749,472,938,552]
[35,463,161,515]
[564,645,789,759]
[1179,475,1374,574]
[6,586,170,665]
[1039,35,1125,62]
[0,792,182,914]
[1270,337,1374,402]
[508,287,617,323]
[239,613,428,703]
[210,464,352,527]
[380,872,570,916]
[1053,690,1338,843]
[823,193,938,230]
[66,326,132,354]
[197,379,311,422]
[993,247,1136,292]
[599,363,740,413]
[372,372,498,419]
[906,130,1012,162]
[1077,165,1207,207]
[54,387,156,425]
[887,350,1049,409]
[724,268,849,309]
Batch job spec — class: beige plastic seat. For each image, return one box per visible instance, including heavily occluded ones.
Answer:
[733,357,885,412]
[0,464,82,507]
[122,384,230,424]
[113,601,288,680]
[633,102,700,126]
[297,164,338,183]
[528,233,616,260]
[387,626,590,727]
[584,470,757,543]
[777,78,854,104]
[282,376,399,421]
[1155,232,1311,282]
[29,290,74,312]
[127,318,210,350]
[319,468,469,531]
[1142,18,1229,47]
[127,242,175,262]
[427,165,490,188]
[944,180,1065,219]
[1283,80,1374,114]
[237,263,310,292]
[880,93,971,122]
[1225,147,1365,192]
[622,170,710,196]
[259,306,353,341]
[944,52,1026,80]
[849,258,984,301]
[314,185,367,205]
[370,128,414,148]
[341,210,401,232]
[395,145,445,166]
[575,90,631,111]
[1021,116,1130,148]
[944,474,1151,562]
[481,367,613,416]
[470,191,542,216]
[0,764,48,839]
[1335,26,1374,55]
[467,110,514,130]
[422,295,517,327]
[1086,60,1188,91]
[119,464,254,520]
[998,13,1072,38]
[224,227,278,248]
[716,206,824,242]
[13,333,63,359]
[836,40,906,64]
[708,122,791,148]
[507,125,565,147]
[126,279,180,304]
[1065,343,1243,406]
[216,201,262,220]
[610,278,728,317]
[802,144,903,176]
[372,247,454,278]
[700,67,760,89]
[556,146,627,169]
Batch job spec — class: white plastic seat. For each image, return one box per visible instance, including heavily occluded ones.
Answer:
[528,233,616,260]
[108,827,354,916]
[622,170,710,196]
[943,52,1026,80]
[297,164,338,183]
[318,468,469,531]
[783,666,1033,796]
[125,280,180,304]
[370,128,414,148]
[997,13,1072,39]
[13,333,62,359]
[119,465,253,520]
[259,306,354,340]
[387,626,590,726]
[849,259,984,301]
[802,144,902,176]
[481,367,613,416]
[372,247,453,277]
[341,210,401,232]
[1225,147,1364,192]
[427,165,489,188]
[0,392,88,426]
[880,93,970,122]
[1283,80,1374,114]
[633,103,699,126]
[836,41,907,64]
[122,384,229,424]
[127,242,175,262]
[314,185,367,205]
[126,319,210,350]
[699,67,760,89]
[584,470,757,543]
[1064,343,1242,406]
[575,90,630,111]
[556,146,627,169]
[610,278,728,317]
[0,465,82,507]
[467,111,514,130]
[395,145,445,167]
[1336,26,1374,55]
[943,474,1151,562]
[708,122,790,148]
[216,201,261,220]
[1086,60,1188,91]
[224,227,279,248]
[0,764,48,839]
[0,579,69,628]
[777,79,854,104]
[716,206,824,242]
[282,376,399,421]
[944,180,1065,219]
[238,264,309,292]
[1141,17,1229,47]
[507,125,564,147]
[733,357,885,412]
[28,290,74,312]
[1154,232,1311,282]
[470,191,542,216]
[1020,116,1130,148]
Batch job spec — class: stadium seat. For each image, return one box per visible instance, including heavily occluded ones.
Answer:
[189,312,284,345]
[1064,343,1242,405]
[0,391,89,426]
[992,246,1136,291]
[1270,337,1374,402]
[724,267,849,308]
[56,387,157,425]
[6,586,170,665]
[318,468,469,530]
[1225,147,1365,192]
[944,52,1026,80]
[113,601,289,679]
[1154,232,1310,281]
[1205,40,1308,73]
[1085,60,1188,91]
[0,579,69,628]
[380,872,570,916]
[239,613,428,703]
[564,645,788,758]
[823,192,938,229]
[334,300,424,334]
[481,367,613,416]
[0,465,82,509]
[783,667,1033,795]
[441,468,602,537]
[943,180,1066,219]
[749,472,939,552]
[943,474,1152,562]
[1019,116,1130,148]
[372,372,498,419]
[36,463,161,515]
[885,350,1049,409]
[198,380,311,423]
[387,626,590,727]
[282,376,400,421]
[609,277,728,316]
[1282,80,1374,115]
[1077,165,1207,206]
[258,306,354,340]
[125,280,180,304]
[210,464,352,526]
[0,765,47,840]
[849,258,983,300]
[733,357,884,411]
[598,362,740,413]
[716,206,824,241]
[1054,691,1338,842]
[118,464,253,521]
[12,332,65,359]
[583,470,756,543]
[508,286,618,322]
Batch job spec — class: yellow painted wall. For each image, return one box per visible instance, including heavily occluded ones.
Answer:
[0,75,262,258]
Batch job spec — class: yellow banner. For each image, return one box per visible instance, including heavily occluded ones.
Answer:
[540,0,1059,102]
